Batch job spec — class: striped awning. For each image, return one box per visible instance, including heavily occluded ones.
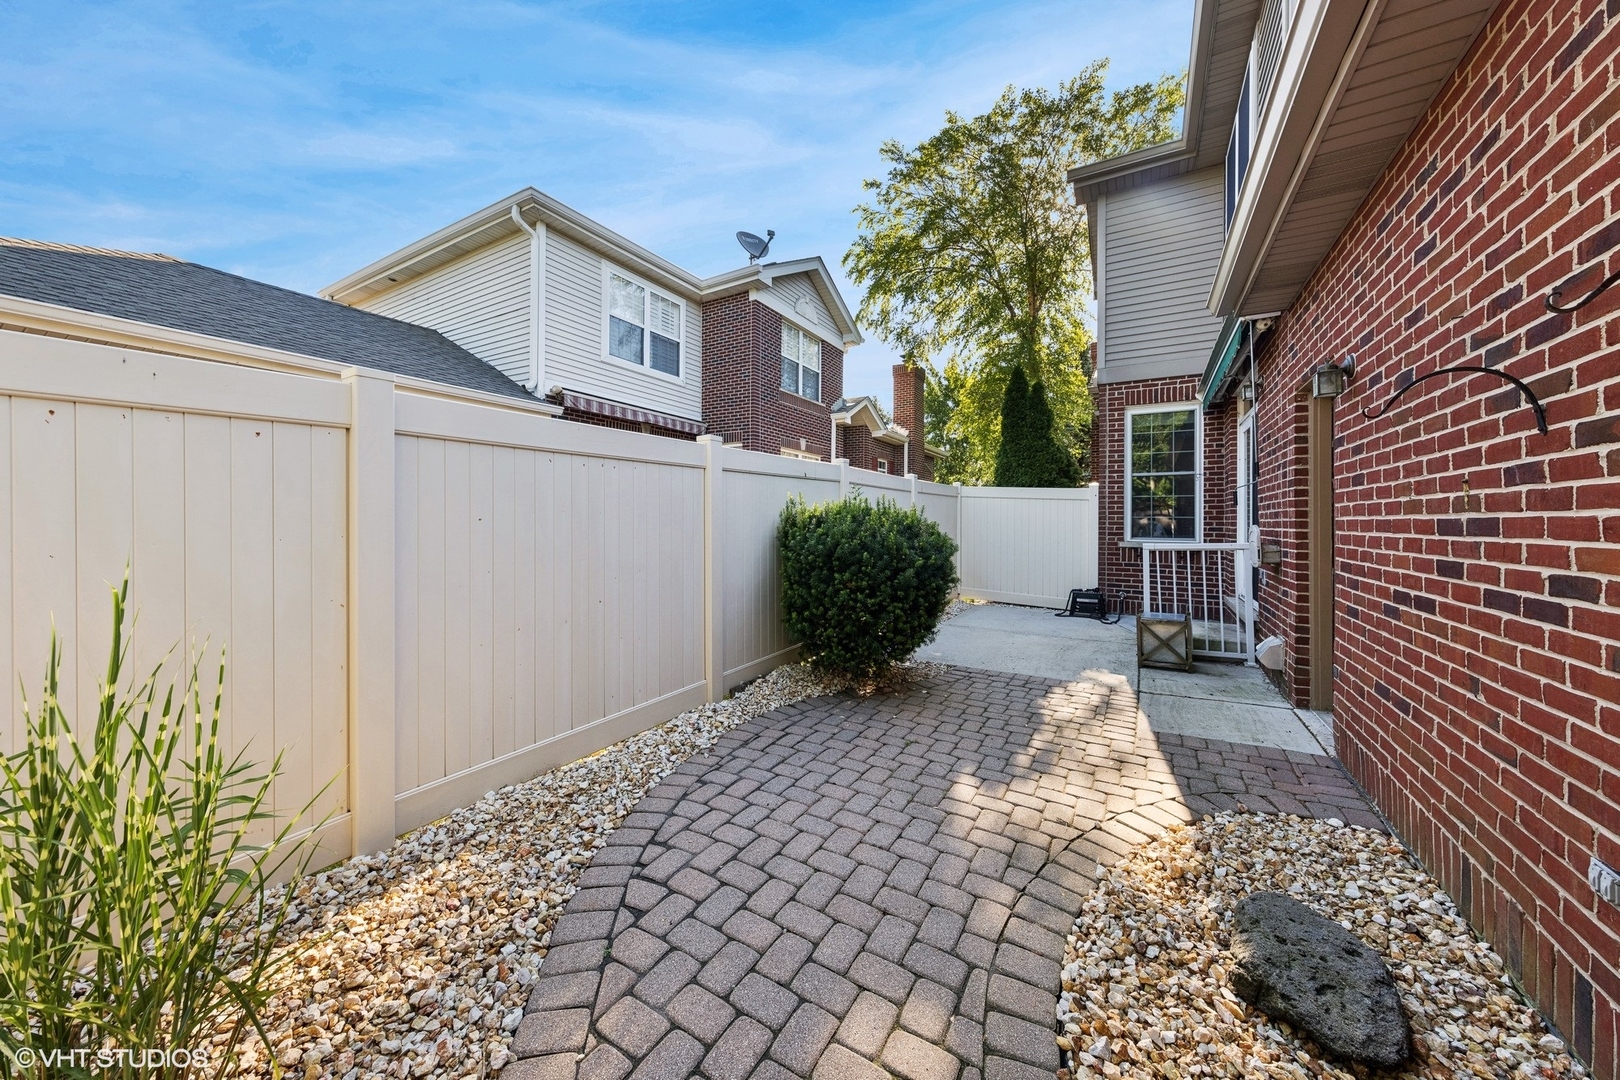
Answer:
[1199,315,1246,410]
[555,390,705,436]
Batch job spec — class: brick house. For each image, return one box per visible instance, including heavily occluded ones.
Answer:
[323,190,941,478]
[1074,0,1620,1073]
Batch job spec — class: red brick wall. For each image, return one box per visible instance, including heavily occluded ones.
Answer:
[838,424,874,471]
[700,293,842,458]
[1252,0,1620,1070]
[892,363,934,481]
[871,441,903,474]
[1092,374,1236,612]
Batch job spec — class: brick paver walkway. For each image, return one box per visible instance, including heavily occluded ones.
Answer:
[510,666,1379,1080]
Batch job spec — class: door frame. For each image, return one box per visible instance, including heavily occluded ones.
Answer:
[1306,394,1334,712]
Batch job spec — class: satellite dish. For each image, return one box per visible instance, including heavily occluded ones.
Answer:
[736,229,775,263]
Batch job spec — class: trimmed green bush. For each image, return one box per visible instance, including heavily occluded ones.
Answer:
[777,494,959,680]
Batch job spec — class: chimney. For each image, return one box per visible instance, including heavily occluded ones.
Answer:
[892,363,930,481]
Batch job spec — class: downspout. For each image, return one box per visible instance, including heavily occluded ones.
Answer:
[510,205,546,395]
[902,430,909,477]
[830,412,837,463]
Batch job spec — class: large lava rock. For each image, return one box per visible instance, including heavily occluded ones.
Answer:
[1229,891,1411,1068]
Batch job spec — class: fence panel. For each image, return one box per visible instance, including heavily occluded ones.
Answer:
[916,479,961,548]
[0,332,353,863]
[0,329,1113,865]
[393,396,708,831]
[847,470,911,504]
[957,485,1098,606]
[717,449,842,688]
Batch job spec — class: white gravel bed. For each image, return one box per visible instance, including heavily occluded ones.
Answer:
[1056,812,1589,1080]
[229,661,882,1080]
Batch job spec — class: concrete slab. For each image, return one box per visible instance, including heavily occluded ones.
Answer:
[916,603,1137,686]
[921,603,1339,758]
[1138,663,1290,706]
[1137,693,1325,755]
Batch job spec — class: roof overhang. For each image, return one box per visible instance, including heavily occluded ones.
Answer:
[1208,0,1500,316]
[323,189,707,307]
[831,396,889,435]
[702,256,863,346]
[1067,0,1264,206]
[324,189,864,347]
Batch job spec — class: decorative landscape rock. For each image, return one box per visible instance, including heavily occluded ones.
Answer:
[1229,891,1410,1067]
[1056,812,1590,1080]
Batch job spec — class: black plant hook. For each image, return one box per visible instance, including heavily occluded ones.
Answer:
[1545,265,1620,314]
[1362,364,1548,435]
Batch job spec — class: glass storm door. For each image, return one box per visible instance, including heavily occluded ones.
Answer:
[1236,410,1259,625]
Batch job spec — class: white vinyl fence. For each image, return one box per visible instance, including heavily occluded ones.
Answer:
[0,329,1099,868]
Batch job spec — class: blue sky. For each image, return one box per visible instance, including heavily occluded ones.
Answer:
[0,0,1192,403]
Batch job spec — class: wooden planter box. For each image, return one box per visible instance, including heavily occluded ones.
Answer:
[1138,612,1193,671]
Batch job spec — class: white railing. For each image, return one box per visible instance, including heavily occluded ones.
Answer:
[1140,542,1258,662]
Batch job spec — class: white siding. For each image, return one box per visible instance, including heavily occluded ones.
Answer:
[543,231,704,422]
[363,234,531,385]
[764,272,839,340]
[1097,167,1228,385]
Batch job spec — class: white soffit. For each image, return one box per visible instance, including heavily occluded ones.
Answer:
[1217,0,1501,316]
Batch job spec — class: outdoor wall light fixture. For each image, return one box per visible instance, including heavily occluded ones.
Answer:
[1363,364,1548,435]
[1310,355,1355,399]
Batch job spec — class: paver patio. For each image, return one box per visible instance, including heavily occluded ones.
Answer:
[508,649,1381,1080]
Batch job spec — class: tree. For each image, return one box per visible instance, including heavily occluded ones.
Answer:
[994,367,1079,487]
[846,61,1184,483]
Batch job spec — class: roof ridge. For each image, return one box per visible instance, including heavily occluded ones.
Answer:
[0,237,180,262]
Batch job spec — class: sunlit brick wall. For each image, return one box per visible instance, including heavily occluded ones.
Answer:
[1252,0,1620,1070]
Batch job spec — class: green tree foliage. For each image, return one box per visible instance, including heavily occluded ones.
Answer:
[846,61,1184,484]
[777,495,958,681]
[994,367,1078,487]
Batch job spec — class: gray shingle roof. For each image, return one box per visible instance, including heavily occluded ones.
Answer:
[0,239,534,401]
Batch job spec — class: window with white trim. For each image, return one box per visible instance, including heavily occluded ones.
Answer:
[607,272,682,376]
[876,459,890,473]
[780,324,821,401]
[1126,406,1200,540]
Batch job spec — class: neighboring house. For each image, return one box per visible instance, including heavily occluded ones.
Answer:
[322,189,941,479]
[1075,0,1619,1073]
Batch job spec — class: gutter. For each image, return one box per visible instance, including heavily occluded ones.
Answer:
[510,205,547,394]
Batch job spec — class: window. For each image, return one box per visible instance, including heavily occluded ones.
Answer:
[1126,407,1199,540]
[877,459,890,473]
[607,272,682,377]
[780,324,821,401]
[1225,58,1254,230]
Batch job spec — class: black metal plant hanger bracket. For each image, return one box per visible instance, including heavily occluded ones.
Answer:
[1362,365,1548,436]
[1544,266,1620,313]
[1363,246,1619,434]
